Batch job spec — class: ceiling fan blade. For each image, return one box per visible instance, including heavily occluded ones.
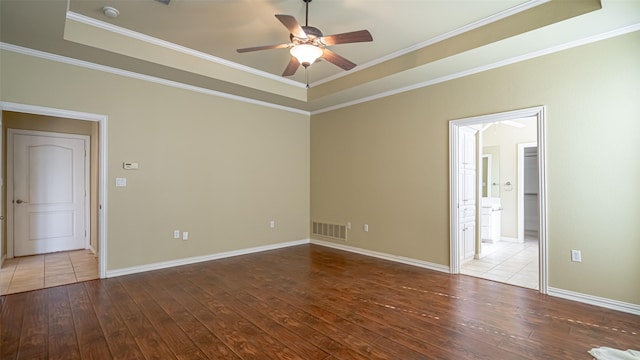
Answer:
[275,14,307,39]
[321,49,356,71]
[236,43,290,53]
[282,57,300,76]
[320,30,373,46]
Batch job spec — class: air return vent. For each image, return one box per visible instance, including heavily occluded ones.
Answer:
[312,222,347,241]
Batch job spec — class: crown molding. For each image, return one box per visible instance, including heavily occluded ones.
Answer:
[310,23,640,115]
[311,0,550,87]
[3,22,638,117]
[65,11,305,89]
[0,42,310,116]
[67,1,549,90]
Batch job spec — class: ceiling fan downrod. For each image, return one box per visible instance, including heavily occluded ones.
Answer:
[304,0,311,27]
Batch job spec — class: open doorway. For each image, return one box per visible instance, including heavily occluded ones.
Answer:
[449,106,548,293]
[0,102,108,294]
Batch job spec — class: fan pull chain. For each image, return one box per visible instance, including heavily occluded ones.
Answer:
[305,68,310,89]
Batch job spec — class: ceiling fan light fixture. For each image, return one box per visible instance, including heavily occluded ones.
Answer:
[290,44,323,67]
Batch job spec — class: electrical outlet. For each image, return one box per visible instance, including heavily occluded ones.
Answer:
[173,230,180,239]
[270,220,275,229]
[571,249,582,262]
[182,232,189,241]
[364,224,369,232]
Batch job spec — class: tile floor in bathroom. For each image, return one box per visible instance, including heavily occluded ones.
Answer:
[0,249,98,295]
[461,239,539,290]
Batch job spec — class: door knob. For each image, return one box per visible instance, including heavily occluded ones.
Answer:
[16,199,28,204]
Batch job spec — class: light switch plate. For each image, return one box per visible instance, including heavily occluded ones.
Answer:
[123,162,139,170]
[571,249,582,262]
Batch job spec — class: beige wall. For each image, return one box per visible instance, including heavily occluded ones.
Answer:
[482,118,537,238]
[2,112,100,255]
[0,50,310,270]
[1,30,638,306]
[311,32,640,305]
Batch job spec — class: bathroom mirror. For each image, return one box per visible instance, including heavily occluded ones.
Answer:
[482,146,500,197]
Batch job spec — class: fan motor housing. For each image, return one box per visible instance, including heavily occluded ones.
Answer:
[290,26,323,43]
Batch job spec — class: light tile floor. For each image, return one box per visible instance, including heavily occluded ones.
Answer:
[461,239,539,290]
[0,249,98,295]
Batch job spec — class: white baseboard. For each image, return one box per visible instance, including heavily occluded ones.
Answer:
[548,287,640,315]
[106,239,310,278]
[107,238,450,278]
[310,239,450,273]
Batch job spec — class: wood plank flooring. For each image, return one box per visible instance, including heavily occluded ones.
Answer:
[1,244,638,359]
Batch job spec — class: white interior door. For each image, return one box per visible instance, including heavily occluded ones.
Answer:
[458,127,477,261]
[10,130,89,256]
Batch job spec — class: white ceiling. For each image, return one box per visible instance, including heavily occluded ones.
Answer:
[68,0,530,83]
[1,0,640,112]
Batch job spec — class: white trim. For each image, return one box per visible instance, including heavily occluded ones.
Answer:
[312,0,549,87]
[6,129,91,257]
[310,23,640,115]
[449,106,548,294]
[0,102,109,279]
[68,0,547,90]
[0,43,309,116]
[537,107,549,294]
[106,239,310,278]
[3,22,638,116]
[0,113,3,270]
[65,12,304,89]
[548,287,640,316]
[0,102,105,122]
[517,142,537,243]
[109,237,450,279]
[311,239,450,274]
[449,123,462,274]
[500,236,521,243]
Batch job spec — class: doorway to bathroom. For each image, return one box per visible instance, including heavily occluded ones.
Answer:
[449,106,548,293]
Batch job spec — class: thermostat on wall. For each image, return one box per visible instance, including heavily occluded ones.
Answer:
[123,162,139,170]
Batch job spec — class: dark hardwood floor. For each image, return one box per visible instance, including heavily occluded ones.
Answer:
[1,244,638,359]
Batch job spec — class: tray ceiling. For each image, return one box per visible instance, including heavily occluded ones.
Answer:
[2,0,639,112]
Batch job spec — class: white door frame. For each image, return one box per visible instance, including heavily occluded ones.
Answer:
[517,142,538,243]
[0,102,108,278]
[7,129,90,256]
[449,106,548,294]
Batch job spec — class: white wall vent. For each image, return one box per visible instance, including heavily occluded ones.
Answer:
[312,221,347,241]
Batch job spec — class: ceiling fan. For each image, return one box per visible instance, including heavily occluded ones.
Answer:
[237,0,373,77]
